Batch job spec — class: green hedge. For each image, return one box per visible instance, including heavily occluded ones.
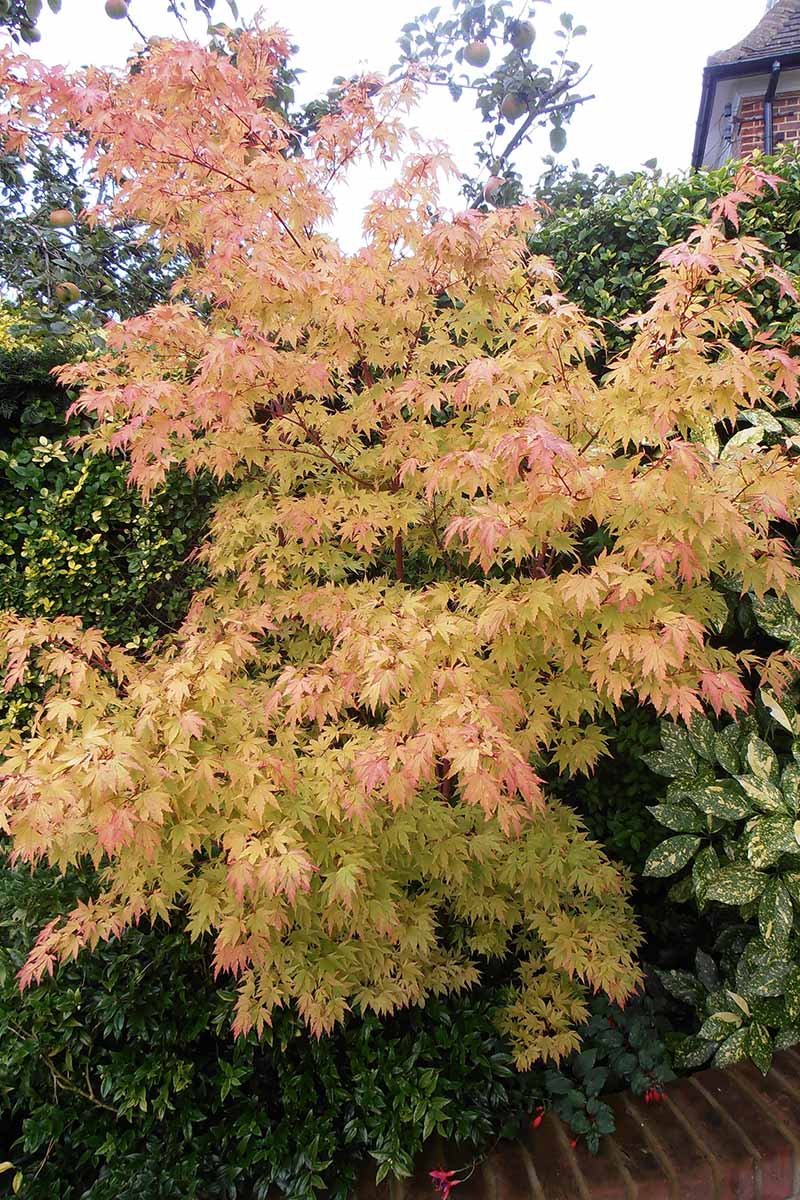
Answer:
[531,147,800,357]
[0,313,218,728]
[0,855,674,1198]
[8,144,797,1191]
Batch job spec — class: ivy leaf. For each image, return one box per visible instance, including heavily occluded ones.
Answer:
[713,1027,749,1068]
[705,865,767,905]
[747,1021,773,1076]
[643,836,702,878]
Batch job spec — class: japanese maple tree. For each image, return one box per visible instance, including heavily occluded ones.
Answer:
[1,26,799,1068]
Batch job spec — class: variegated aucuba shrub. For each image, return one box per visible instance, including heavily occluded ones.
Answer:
[1,26,800,1067]
[645,698,800,1075]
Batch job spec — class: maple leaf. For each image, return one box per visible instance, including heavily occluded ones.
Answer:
[700,670,750,717]
[2,37,799,1069]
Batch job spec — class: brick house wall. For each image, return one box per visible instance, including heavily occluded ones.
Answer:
[735,90,800,155]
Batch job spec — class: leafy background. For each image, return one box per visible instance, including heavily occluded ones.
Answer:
[3,124,800,1194]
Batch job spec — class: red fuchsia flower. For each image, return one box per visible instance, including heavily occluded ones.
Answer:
[569,1138,578,1148]
[531,1105,545,1129]
[430,1169,463,1198]
[644,1086,665,1104]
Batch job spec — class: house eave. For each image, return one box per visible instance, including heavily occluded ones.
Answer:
[692,49,800,168]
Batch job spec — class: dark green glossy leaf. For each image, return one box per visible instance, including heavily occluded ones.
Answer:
[643,836,701,878]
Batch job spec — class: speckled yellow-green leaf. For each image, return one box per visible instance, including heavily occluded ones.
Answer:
[782,874,800,910]
[647,803,705,833]
[753,594,800,647]
[747,736,780,783]
[746,1021,773,1076]
[783,966,800,1021]
[692,844,720,910]
[746,816,797,869]
[643,835,702,878]
[642,751,680,779]
[715,724,742,775]
[713,1027,749,1068]
[660,724,701,776]
[781,763,800,813]
[776,1024,800,1051]
[673,1035,716,1071]
[705,864,767,905]
[667,875,695,903]
[699,1012,742,1041]
[748,958,792,997]
[686,713,716,762]
[737,774,788,815]
[760,689,796,734]
[657,968,706,1005]
[692,781,752,821]
[751,995,785,1025]
[726,990,750,1017]
[758,878,793,948]
[695,948,720,992]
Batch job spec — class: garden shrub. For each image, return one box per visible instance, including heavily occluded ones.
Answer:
[644,704,800,1075]
[1,25,799,1076]
[558,703,663,874]
[533,988,673,1153]
[0,307,219,728]
[1,28,800,1191]
[531,146,800,358]
[0,860,521,1199]
[0,857,671,1197]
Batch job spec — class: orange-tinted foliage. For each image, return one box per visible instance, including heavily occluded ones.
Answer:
[1,28,799,1065]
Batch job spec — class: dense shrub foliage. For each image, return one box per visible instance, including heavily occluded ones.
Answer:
[2,22,800,1196]
[644,591,800,1077]
[0,861,520,1199]
[1,23,799,1079]
[531,147,800,359]
[0,854,671,1196]
[0,309,218,730]
[646,707,800,1075]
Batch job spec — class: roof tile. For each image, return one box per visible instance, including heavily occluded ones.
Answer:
[709,0,800,66]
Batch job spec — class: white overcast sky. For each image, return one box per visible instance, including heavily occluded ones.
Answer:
[21,0,769,244]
